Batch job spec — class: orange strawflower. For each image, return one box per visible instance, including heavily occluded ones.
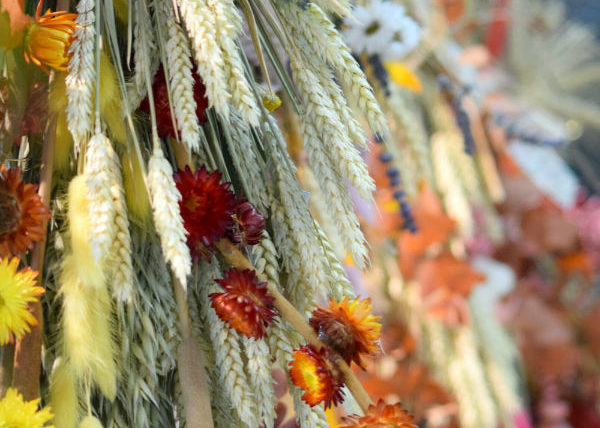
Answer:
[210,268,277,339]
[341,399,417,428]
[309,297,382,368]
[289,345,345,409]
[0,165,51,257]
[24,0,77,72]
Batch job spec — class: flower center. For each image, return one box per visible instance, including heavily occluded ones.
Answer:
[365,20,381,35]
[0,191,21,236]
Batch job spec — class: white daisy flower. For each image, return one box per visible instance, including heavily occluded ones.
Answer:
[382,14,422,61]
[343,0,421,59]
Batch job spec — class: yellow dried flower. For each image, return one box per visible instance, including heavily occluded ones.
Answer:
[24,1,77,72]
[0,388,54,428]
[262,93,282,112]
[0,257,44,345]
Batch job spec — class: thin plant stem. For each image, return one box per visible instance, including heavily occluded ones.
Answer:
[11,100,57,400]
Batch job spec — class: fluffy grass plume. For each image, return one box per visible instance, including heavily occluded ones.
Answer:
[49,358,79,428]
[62,176,117,400]
[49,74,73,173]
[121,151,151,224]
[79,415,103,428]
[99,52,127,146]
[67,175,104,289]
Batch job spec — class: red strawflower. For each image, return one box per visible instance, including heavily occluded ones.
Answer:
[309,297,382,369]
[341,399,417,427]
[174,166,237,259]
[229,200,265,246]
[139,66,209,138]
[289,345,345,409]
[210,268,277,339]
[0,166,51,257]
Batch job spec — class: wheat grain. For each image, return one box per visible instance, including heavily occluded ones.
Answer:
[177,0,231,117]
[147,143,191,289]
[66,0,95,149]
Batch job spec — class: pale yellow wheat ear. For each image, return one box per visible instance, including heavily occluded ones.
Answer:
[106,144,134,302]
[147,141,191,289]
[177,0,231,117]
[66,0,96,150]
[84,133,117,262]
[156,0,201,153]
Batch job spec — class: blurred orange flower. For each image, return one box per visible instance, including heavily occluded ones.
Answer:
[341,399,417,428]
[309,297,382,369]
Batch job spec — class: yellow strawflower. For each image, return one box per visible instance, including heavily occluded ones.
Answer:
[0,257,44,345]
[0,388,54,428]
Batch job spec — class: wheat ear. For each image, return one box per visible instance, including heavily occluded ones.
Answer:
[147,142,192,289]
[66,0,95,149]
[177,0,231,117]
[158,0,201,153]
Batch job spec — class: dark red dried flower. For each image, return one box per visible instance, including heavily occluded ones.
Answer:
[341,399,416,427]
[289,345,345,409]
[229,200,265,246]
[210,268,277,339]
[174,166,237,259]
[309,297,382,369]
[0,166,51,257]
[140,66,209,138]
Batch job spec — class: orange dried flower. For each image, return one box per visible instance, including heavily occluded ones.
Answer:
[210,268,277,339]
[24,1,77,72]
[341,399,417,427]
[0,166,51,257]
[289,345,345,409]
[309,297,382,368]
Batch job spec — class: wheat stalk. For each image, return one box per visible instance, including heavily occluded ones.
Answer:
[177,0,231,117]
[157,0,201,153]
[279,2,388,136]
[291,53,375,201]
[84,132,117,262]
[314,221,356,301]
[66,0,95,149]
[147,143,192,289]
[208,0,260,125]
[106,144,133,302]
[292,88,369,269]
[129,0,160,111]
